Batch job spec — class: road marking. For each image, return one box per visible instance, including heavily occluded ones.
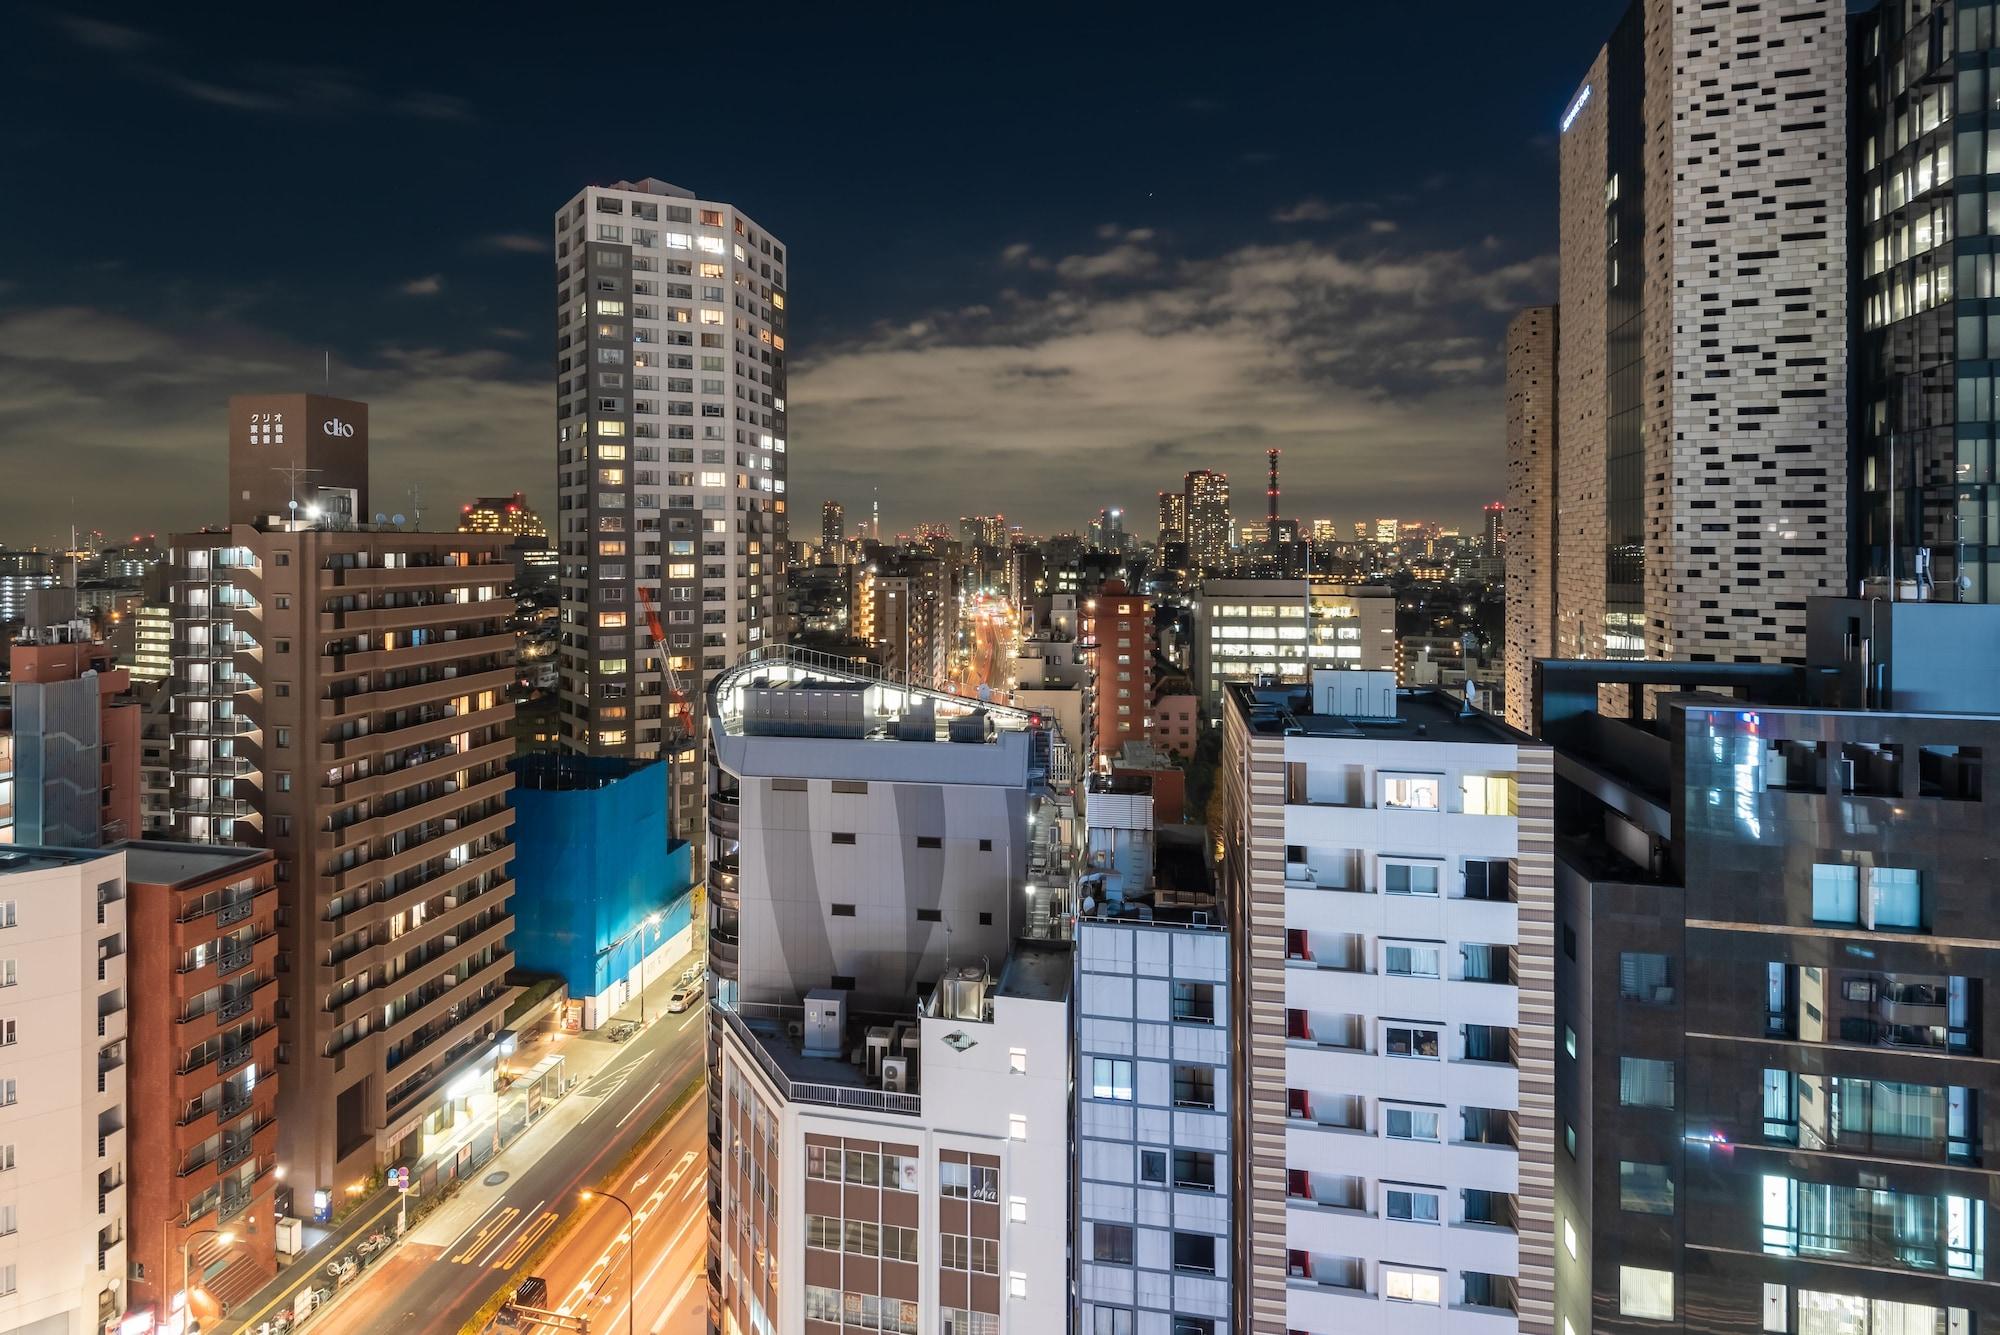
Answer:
[473,1198,546,1268]
[496,1210,560,1269]
[451,1205,519,1264]
[440,1196,511,1258]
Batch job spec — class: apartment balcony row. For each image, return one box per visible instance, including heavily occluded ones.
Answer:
[349,942,515,1071]
[178,973,278,1037]
[173,753,257,779]
[1287,1264,1516,1335]
[174,1083,277,1155]
[327,909,512,1031]
[177,879,278,928]
[317,693,513,765]
[323,879,513,992]
[172,794,255,819]
[172,671,254,699]
[321,662,514,721]
[328,805,512,900]
[320,635,512,684]
[174,712,257,738]
[324,558,512,590]
[378,983,514,1123]
[176,927,279,987]
[177,1022,279,1080]
[323,774,512,852]
[326,841,509,927]
[322,736,514,814]
[323,595,514,636]
[178,1113,278,1181]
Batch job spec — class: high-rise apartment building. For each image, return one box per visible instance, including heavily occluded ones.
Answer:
[1483,502,1506,555]
[458,493,549,545]
[0,552,56,625]
[124,841,282,1328]
[1220,671,1556,1335]
[551,178,788,851]
[1853,4,2000,600]
[1158,491,1187,549]
[1190,579,1396,711]
[170,396,520,1202]
[0,846,130,1335]
[1373,518,1400,546]
[1185,471,1232,577]
[961,514,1006,551]
[1504,306,1559,732]
[1538,597,2000,1335]
[703,656,1070,1335]
[855,557,955,690]
[1536,0,1847,667]
[1083,579,1152,769]
[823,500,846,551]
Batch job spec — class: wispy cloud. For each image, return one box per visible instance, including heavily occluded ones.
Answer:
[399,274,444,297]
[41,13,475,122]
[1272,198,1336,224]
[471,233,548,255]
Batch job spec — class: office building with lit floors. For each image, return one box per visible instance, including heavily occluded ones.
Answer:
[1220,671,1557,1335]
[122,841,281,1333]
[1539,597,2000,1335]
[1083,579,1152,771]
[702,650,1070,1335]
[0,845,131,1335]
[552,177,790,847]
[1191,579,1396,713]
[170,396,521,1206]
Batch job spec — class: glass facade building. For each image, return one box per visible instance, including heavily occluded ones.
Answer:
[1542,601,2000,1335]
[1856,0,2000,600]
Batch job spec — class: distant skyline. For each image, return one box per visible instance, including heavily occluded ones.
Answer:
[0,3,1631,546]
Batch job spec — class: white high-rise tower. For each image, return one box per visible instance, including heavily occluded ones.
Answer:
[552,178,789,839]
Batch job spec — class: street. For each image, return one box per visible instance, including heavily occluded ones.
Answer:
[215,979,710,1335]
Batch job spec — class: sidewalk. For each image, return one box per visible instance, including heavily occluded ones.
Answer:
[210,948,704,1334]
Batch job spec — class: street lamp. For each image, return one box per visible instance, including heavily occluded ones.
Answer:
[579,1190,635,1335]
[180,1226,235,1334]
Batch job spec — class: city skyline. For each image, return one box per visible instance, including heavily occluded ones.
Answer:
[0,4,1626,544]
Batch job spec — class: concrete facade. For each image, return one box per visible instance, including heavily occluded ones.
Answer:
[1503,307,1559,733]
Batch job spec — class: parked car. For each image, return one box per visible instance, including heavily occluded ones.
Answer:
[667,984,700,1014]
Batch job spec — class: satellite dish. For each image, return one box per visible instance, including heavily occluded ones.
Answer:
[391,513,407,526]
[374,513,388,524]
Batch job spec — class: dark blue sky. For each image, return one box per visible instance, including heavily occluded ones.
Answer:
[0,2,1631,546]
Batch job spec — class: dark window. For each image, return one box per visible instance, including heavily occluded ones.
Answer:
[979,839,993,851]
[1092,1223,1134,1264]
[1171,982,1215,1023]
[1562,924,1577,960]
[274,638,291,654]
[1564,1124,1578,1157]
[1619,952,1673,1004]
[274,684,289,697]
[1173,1149,1216,1190]
[1173,1322,1215,1335]
[1620,1161,1675,1215]
[1171,1232,1216,1274]
[916,909,941,923]
[1139,1151,1166,1183]
[830,975,856,990]
[830,904,856,918]
[831,780,868,794]
[917,836,942,849]
[831,832,856,845]
[1464,859,1510,901]
[1172,1065,1215,1109]
[978,912,993,926]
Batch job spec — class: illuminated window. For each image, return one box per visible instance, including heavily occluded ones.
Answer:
[1619,1267,1674,1320]
[697,236,725,254]
[1462,774,1518,816]
[666,232,691,250]
[699,308,725,324]
[1383,774,1442,810]
[1384,1268,1441,1305]
[598,612,628,629]
[595,299,625,316]
[598,729,627,746]
[597,421,626,437]
[597,658,628,676]
[667,563,696,579]
[1563,1217,1578,1259]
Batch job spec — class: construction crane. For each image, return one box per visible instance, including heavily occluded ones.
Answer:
[634,583,693,742]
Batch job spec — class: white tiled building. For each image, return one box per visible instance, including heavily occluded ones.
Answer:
[1222,673,1556,1335]
[0,846,129,1335]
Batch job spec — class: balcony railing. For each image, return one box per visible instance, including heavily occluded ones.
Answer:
[716,1001,920,1117]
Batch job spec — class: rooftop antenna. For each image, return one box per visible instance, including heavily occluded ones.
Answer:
[274,464,322,528]
[408,484,424,530]
[324,350,330,387]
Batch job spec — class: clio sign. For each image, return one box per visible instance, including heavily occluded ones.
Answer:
[323,418,356,438]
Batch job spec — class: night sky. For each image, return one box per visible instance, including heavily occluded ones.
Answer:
[0,2,1633,547]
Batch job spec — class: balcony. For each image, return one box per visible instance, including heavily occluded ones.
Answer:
[708,792,740,837]
[174,796,254,818]
[709,929,739,974]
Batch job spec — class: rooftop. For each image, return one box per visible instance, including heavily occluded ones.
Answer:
[0,846,113,875]
[1229,679,1533,746]
[118,840,271,888]
[996,939,1074,1003]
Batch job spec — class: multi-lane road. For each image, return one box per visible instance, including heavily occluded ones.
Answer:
[220,995,709,1335]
